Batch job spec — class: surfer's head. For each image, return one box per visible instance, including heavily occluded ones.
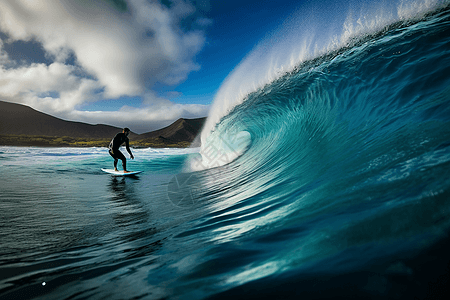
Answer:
[123,128,130,136]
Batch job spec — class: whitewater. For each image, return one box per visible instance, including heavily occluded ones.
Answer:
[2,0,450,299]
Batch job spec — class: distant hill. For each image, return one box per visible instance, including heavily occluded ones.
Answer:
[0,100,133,138]
[0,100,206,147]
[138,117,205,143]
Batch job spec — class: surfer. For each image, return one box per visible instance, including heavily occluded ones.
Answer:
[108,128,134,173]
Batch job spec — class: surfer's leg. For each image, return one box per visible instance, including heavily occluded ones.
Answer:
[109,150,119,171]
[113,158,119,171]
[122,159,128,172]
[116,150,128,172]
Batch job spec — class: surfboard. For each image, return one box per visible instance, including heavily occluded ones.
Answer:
[101,169,143,176]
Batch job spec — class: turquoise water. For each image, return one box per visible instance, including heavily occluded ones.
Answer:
[2,2,450,300]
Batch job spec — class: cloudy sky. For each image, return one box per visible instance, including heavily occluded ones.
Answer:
[0,0,301,133]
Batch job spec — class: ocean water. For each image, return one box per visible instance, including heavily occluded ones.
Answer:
[2,1,450,300]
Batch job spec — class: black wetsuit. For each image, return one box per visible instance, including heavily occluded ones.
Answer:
[108,132,131,170]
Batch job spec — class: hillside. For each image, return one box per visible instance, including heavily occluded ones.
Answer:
[0,100,135,138]
[0,101,206,147]
[137,117,205,142]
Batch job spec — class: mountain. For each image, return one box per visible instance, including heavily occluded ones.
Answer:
[0,100,134,138]
[138,117,205,143]
[0,100,206,147]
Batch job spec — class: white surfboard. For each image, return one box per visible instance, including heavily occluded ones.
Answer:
[101,169,143,176]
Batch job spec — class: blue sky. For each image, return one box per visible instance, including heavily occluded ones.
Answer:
[0,0,441,133]
[0,0,302,133]
[169,0,300,103]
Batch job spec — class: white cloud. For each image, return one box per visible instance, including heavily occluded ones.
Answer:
[0,0,209,133]
[0,0,205,97]
[165,91,183,99]
[0,59,209,133]
[0,62,101,111]
[66,102,209,134]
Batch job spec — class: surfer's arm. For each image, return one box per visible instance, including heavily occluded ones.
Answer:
[125,139,134,159]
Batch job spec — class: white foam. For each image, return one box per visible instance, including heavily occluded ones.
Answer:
[398,0,444,20]
[188,130,251,171]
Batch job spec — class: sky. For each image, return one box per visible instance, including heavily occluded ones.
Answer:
[0,0,441,134]
[0,0,301,133]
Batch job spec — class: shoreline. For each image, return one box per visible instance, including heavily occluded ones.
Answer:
[0,134,195,149]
